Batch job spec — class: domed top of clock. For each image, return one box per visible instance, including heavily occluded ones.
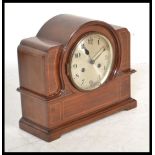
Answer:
[37,14,120,46]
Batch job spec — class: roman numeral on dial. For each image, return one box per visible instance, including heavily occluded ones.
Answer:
[75,53,81,58]
[73,64,77,68]
[88,38,93,44]
[81,79,85,85]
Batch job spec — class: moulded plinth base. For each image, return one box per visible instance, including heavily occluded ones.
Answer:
[19,98,137,142]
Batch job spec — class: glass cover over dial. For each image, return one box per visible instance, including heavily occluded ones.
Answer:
[69,32,114,91]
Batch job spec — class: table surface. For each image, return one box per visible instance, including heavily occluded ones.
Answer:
[5,63,149,152]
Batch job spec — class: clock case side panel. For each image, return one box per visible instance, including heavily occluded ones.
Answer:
[17,37,64,129]
[115,28,130,71]
[114,28,136,102]
[17,37,63,97]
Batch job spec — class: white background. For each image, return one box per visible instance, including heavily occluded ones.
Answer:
[5,3,150,152]
[5,3,149,67]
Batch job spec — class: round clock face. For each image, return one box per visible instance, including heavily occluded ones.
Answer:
[69,32,114,91]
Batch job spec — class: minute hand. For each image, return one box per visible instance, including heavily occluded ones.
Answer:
[92,47,105,62]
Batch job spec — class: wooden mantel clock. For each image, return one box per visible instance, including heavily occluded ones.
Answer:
[17,14,137,142]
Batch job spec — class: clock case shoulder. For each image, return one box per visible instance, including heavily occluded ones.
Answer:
[17,37,63,97]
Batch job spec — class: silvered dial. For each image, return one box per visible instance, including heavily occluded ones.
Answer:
[69,32,114,91]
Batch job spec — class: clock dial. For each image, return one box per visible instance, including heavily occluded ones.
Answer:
[69,32,114,91]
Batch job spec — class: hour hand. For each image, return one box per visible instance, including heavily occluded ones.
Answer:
[81,44,94,63]
[81,44,89,55]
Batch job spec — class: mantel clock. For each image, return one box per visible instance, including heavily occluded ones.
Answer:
[17,14,137,142]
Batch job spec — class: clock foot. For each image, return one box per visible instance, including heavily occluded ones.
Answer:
[19,118,61,142]
[123,98,137,110]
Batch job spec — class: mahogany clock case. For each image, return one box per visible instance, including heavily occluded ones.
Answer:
[17,14,137,142]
